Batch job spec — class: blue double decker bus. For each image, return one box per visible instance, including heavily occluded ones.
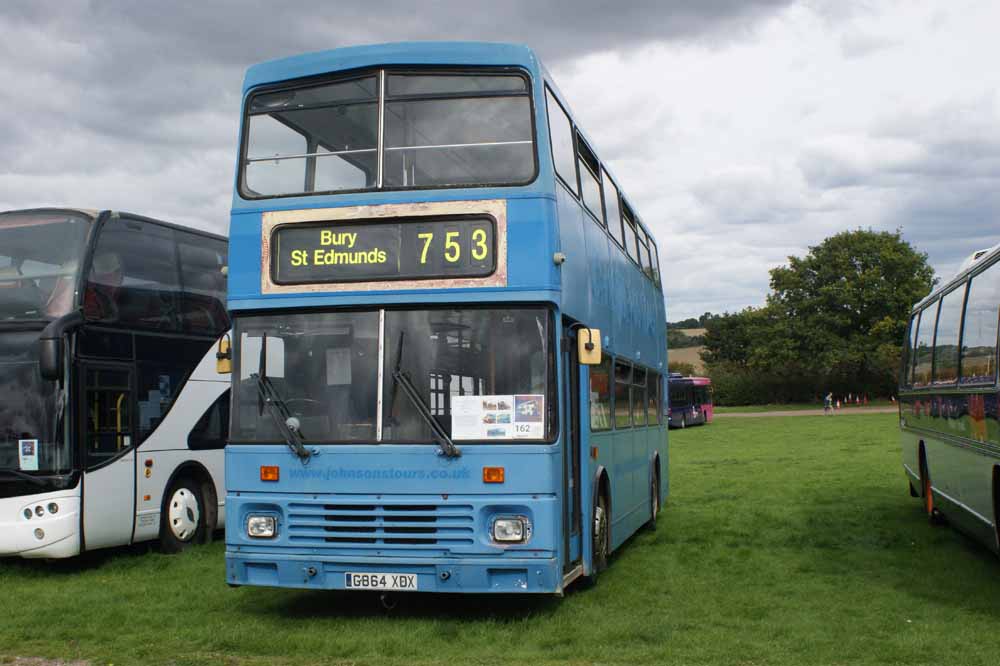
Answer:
[223,42,667,595]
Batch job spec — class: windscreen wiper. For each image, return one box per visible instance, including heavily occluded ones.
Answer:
[390,332,461,459]
[0,469,47,486]
[250,372,311,461]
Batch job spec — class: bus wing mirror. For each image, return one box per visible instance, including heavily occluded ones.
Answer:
[216,336,232,374]
[39,338,62,381]
[578,328,601,365]
[39,310,84,382]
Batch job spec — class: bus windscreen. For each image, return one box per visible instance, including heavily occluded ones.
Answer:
[232,307,553,443]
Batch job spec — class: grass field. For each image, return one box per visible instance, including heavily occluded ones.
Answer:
[714,400,896,413]
[4,414,1000,665]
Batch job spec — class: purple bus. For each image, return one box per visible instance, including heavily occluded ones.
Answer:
[667,374,713,429]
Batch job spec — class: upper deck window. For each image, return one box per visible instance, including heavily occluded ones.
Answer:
[621,204,640,265]
[602,170,624,248]
[0,211,91,321]
[576,135,604,224]
[241,70,535,198]
[245,77,379,196]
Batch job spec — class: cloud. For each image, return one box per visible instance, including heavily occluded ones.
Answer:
[2,1,1000,322]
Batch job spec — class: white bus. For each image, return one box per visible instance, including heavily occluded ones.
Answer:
[900,244,1000,552]
[0,208,229,558]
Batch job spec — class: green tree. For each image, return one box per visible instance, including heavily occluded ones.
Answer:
[700,307,772,369]
[668,360,696,376]
[701,228,935,402]
[766,228,935,393]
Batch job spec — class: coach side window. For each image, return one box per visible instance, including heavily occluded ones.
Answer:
[932,284,965,384]
[545,88,577,195]
[614,359,632,429]
[177,233,228,336]
[912,304,936,387]
[961,266,1000,383]
[602,169,625,248]
[84,217,181,331]
[589,354,612,431]
[576,135,604,224]
[189,389,231,450]
[903,313,919,386]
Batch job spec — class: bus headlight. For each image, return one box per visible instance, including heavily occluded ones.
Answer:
[47,502,59,515]
[491,516,531,544]
[246,515,277,539]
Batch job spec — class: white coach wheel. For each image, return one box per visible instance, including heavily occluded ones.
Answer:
[168,487,202,542]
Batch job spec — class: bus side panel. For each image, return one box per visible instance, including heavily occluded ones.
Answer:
[611,252,635,366]
[557,195,613,330]
[133,379,229,542]
[507,197,561,292]
[900,426,921,487]
[923,434,998,546]
[608,429,635,551]
[554,186,589,318]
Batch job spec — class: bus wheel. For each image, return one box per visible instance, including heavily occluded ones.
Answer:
[920,458,945,526]
[160,478,205,553]
[593,494,610,573]
[645,474,659,531]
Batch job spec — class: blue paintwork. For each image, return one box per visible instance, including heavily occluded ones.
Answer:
[226,41,668,595]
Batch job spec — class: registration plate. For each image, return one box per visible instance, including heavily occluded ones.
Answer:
[344,572,418,591]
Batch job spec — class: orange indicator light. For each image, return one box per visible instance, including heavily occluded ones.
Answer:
[260,466,280,482]
[483,466,505,483]
[590,446,598,459]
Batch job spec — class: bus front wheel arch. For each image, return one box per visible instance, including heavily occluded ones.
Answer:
[158,463,217,553]
[583,472,611,586]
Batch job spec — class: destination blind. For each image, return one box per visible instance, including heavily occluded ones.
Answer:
[272,217,496,284]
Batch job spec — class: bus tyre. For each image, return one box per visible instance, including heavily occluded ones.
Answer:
[593,494,610,573]
[159,477,206,554]
[920,459,945,526]
[645,474,659,531]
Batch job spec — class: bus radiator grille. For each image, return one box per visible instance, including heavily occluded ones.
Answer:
[286,501,476,547]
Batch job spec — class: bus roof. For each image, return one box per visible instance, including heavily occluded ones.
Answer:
[1,208,227,242]
[243,41,540,92]
[912,242,1000,313]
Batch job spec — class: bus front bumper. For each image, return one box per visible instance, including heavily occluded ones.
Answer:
[0,490,81,559]
[225,550,563,594]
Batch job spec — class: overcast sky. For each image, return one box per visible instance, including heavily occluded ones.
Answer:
[2,0,998,320]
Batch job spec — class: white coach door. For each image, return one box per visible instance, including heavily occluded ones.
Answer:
[80,364,137,550]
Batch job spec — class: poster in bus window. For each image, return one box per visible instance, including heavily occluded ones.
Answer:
[513,395,544,438]
[450,394,544,440]
[18,439,39,471]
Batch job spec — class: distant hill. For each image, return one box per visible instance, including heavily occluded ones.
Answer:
[669,346,705,374]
